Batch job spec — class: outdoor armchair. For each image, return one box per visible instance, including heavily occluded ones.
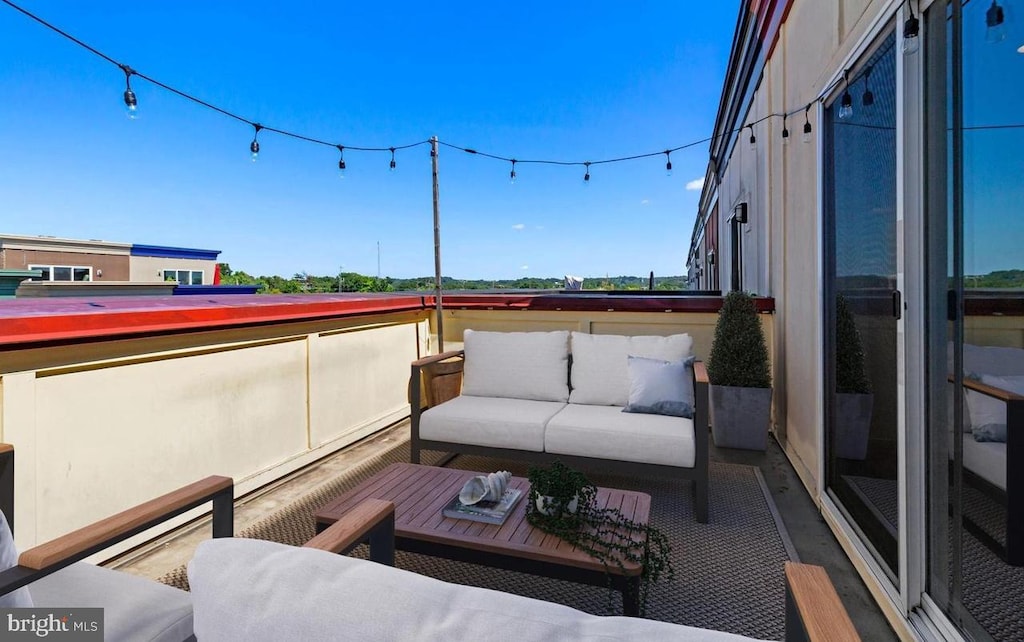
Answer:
[0,443,233,642]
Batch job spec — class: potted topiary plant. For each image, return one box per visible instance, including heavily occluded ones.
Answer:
[706,291,772,450]
[834,294,873,460]
[526,462,673,615]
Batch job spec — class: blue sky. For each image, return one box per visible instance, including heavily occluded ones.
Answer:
[0,1,738,280]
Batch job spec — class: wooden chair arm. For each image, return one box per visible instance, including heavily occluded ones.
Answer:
[412,350,465,369]
[957,376,1024,402]
[784,562,860,641]
[694,361,709,385]
[304,499,395,555]
[19,475,233,571]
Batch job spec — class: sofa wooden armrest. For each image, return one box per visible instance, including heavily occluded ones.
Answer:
[304,498,395,565]
[784,562,860,641]
[694,361,709,384]
[412,349,465,369]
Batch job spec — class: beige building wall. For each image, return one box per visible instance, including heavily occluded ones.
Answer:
[130,256,217,284]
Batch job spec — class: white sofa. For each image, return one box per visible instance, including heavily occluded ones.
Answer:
[186,500,860,642]
[410,330,709,522]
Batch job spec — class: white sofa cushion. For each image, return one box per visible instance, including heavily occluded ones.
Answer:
[0,512,32,608]
[545,404,696,468]
[29,562,193,642]
[462,330,570,402]
[420,395,565,452]
[189,537,764,642]
[570,332,694,406]
[962,433,1006,490]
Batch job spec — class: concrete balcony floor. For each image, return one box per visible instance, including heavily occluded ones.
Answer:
[110,420,896,640]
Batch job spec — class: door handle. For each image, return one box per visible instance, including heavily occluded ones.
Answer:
[892,290,902,320]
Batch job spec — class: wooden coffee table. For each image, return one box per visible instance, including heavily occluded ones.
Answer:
[315,462,652,616]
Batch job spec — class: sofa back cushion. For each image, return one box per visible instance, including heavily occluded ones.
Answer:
[570,332,694,406]
[462,330,570,402]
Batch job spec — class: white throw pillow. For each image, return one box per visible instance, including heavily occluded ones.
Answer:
[569,332,694,406]
[0,512,33,608]
[462,330,570,402]
[965,374,1024,443]
[623,356,695,418]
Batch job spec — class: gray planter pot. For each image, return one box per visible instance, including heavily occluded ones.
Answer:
[834,392,873,460]
[709,385,772,451]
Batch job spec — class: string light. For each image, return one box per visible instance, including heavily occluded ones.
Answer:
[120,64,137,119]
[838,70,854,120]
[2,0,873,186]
[748,124,756,149]
[336,145,346,178]
[986,1,1006,43]
[250,123,262,162]
[902,0,920,55]
[781,115,789,145]
[509,159,517,184]
[664,150,673,176]
[802,104,813,143]
[862,66,874,107]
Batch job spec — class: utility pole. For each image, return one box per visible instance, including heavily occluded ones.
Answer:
[377,241,381,280]
[430,136,444,352]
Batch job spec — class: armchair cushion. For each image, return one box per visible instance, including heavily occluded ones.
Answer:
[189,537,761,642]
[569,332,694,406]
[462,330,570,402]
[29,562,192,642]
[419,396,564,452]
[0,512,32,608]
[546,404,696,468]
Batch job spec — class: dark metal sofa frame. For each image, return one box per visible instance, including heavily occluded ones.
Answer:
[409,349,710,524]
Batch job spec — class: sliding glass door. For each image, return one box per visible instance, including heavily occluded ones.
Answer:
[926,1,1024,639]
[823,26,901,580]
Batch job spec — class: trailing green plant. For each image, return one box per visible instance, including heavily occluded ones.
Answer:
[526,461,674,615]
[835,294,872,394]
[706,291,771,388]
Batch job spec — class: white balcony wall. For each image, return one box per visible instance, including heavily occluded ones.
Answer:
[0,312,428,549]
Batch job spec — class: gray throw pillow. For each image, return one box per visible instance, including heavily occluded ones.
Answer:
[622,356,695,418]
[973,423,1007,443]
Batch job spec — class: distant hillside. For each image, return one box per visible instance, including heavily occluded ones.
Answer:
[217,264,687,294]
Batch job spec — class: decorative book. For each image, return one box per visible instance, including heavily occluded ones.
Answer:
[442,488,523,525]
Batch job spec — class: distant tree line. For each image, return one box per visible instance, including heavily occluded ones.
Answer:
[217,264,689,294]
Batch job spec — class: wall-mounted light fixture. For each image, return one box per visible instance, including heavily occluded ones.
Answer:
[96,269,103,277]
[732,202,748,224]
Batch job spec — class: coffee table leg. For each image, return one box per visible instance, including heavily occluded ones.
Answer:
[622,576,641,617]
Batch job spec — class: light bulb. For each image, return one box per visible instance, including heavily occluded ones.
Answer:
[337,146,346,178]
[583,162,591,185]
[902,13,920,55]
[782,127,790,146]
[748,126,756,150]
[123,88,138,119]
[389,148,396,172]
[664,151,673,177]
[838,91,853,120]
[802,121,812,144]
[987,1,1006,43]
[250,140,260,162]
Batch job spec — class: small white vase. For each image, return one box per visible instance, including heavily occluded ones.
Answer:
[535,495,579,516]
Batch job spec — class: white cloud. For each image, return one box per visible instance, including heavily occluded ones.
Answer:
[520,265,529,270]
[641,199,650,205]
[685,177,705,191]
[511,223,525,231]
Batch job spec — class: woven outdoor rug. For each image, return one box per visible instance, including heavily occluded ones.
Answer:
[160,442,793,640]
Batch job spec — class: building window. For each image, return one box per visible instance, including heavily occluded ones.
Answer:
[28,264,92,282]
[163,269,203,285]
